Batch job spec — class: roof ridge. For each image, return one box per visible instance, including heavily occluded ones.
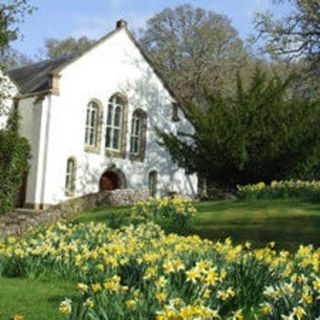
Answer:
[8,21,179,104]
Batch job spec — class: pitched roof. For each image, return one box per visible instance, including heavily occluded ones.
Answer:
[8,22,179,104]
[8,54,77,95]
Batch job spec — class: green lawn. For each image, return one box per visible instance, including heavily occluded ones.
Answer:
[0,277,78,320]
[75,198,320,250]
[194,198,320,250]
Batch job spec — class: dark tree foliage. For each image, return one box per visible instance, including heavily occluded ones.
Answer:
[0,106,31,213]
[157,69,320,188]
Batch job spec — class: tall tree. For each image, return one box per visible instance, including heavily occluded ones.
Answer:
[43,36,95,59]
[0,0,34,112]
[0,0,35,49]
[254,0,320,81]
[157,69,320,189]
[139,4,249,102]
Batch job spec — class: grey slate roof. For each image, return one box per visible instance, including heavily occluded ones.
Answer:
[8,54,77,95]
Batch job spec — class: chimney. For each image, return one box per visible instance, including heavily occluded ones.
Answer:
[116,19,128,29]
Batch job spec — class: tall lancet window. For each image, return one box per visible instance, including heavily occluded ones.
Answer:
[85,101,99,146]
[65,157,76,196]
[105,95,126,151]
[130,109,147,160]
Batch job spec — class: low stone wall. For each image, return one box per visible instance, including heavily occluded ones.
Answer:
[0,189,150,238]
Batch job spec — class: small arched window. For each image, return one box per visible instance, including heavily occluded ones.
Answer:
[85,102,99,146]
[65,157,76,196]
[105,95,125,151]
[130,109,147,160]
[148,170,158,197]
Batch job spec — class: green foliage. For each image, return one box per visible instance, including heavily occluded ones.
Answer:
[139,4,249,101]
[44,36,95,59]
[0,107,31,213]
[130,196,197,235]
[238,180,320,202]
[0,0,35,49]
[157,69,320,188]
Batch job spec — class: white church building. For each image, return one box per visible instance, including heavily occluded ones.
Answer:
[4,20,197,210]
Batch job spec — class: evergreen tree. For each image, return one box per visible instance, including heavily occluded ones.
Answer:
[157,69,320,189]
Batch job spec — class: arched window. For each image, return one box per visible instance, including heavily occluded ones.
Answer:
[65,157,76,196]
[105,95,126,151]
[130,109,147,160]
[84,100,102,153]
[148,170,158,197]
[85,102,98,146]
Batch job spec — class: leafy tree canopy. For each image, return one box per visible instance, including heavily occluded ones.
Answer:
[0,0,35,49]
[43,36,95,59]
[139,4,249,102]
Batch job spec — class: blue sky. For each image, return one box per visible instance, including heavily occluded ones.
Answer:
[13,0,291,58]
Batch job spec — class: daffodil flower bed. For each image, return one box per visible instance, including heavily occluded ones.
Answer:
[238,180,320,201]
[1,222,320,319]
[131,196,197,234]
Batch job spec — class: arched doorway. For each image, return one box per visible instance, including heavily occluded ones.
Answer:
[99,171,120,191]
[99,168,127,191]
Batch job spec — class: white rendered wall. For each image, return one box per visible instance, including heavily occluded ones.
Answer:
[34,29,197,206]
[18,96,51,206]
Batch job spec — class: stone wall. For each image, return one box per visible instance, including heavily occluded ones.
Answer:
[0,189,149,238]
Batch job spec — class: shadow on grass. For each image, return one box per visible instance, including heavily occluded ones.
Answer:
[194,214,320,251]
[196,198,320,213]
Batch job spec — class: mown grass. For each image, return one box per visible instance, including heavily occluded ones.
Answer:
[75,198,320,250]
[194,198,320,250]
[0,277,79,320]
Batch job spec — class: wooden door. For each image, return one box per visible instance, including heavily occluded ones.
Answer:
[99,171,119,191]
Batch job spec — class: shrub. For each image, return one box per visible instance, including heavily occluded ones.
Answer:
[237,180,320,201]
[0,106,31,213]
[130,196,197,235]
